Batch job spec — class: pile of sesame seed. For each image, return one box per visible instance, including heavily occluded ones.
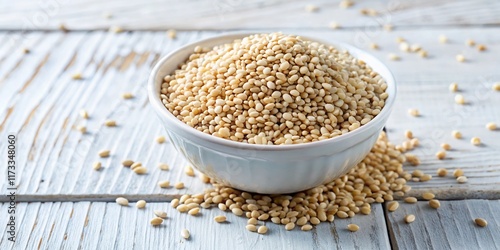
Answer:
[160,33,388,145]
[170,132,411,232]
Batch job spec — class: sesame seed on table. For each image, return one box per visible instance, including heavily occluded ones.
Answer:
[1,0,500,249]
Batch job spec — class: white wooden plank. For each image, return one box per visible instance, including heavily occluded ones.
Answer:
[386,200,500,250]
[0,0,500,30]
[0,28,499,200]
[0,202,390,249]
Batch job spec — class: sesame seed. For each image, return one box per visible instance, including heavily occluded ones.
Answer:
[456,54,466,63]
[185,166,195,177]
[167,29,177,39]
[369,43,379,50]
[122,159,134,167]
[301,224,313,231]
[158,163,170,170]
[449,82,458,92]
[122,92,134,99]
[98,150,110,158]
[109,26,124,33]
[104,120,117,127]
[436,151,446,160]
[214,215,227,223]
[387,201,399,212]
[200,173,210,183]
[285,222,295,231]
[456,176,468,184]
[150,217,163,226]
[404,197,417,204]
[133,167,147,175]
[492,83,500,91]
[305,5,319,12]
[405,214,415,223]
[339,0,354,8]
[136,200,146,209]
[422,192,435,200]
[188,207,200,216]
[92,162,101,171]
[429,199,441,209]
[329,21,340,29]
[452,130,462,139]
[437,168,448,177]
[130,162,142,170]
[405,130,413,139]
[454,94,466,104]
[158,180,170,188]
[474,218,488,227]
[77,125,87,134]
[174,182,185,189]
[439,35,448,43]
[257,226,268,234]
[441,143,451,151]
[181,229,190,239]
[477,44,487,51]
[388,53,400,61]
[453,170,465,180]
[347,224,359,232]
[116,197,129,206]
[22,48,30,54]
[408,109,420,117]
[156,136,166,143]
[80,110,89,119]
[470,137,481,146]
[418,50,428,58]
[246,224,257,232]
[465,39,475,46]
[71,72,83,80]
[486,122,497,131]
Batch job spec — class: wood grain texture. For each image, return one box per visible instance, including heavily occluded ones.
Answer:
[1,0,500,31]
[385,200,500,250]
[0,202,390,249]
[0,28,499,200]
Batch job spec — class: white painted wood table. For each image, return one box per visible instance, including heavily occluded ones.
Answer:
[1,1,499,249]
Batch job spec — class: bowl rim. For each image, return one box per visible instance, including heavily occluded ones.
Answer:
[148,32,396,151]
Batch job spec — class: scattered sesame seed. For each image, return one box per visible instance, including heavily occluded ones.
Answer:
[454,94,465,104]
[339,0,354,8]
[305,4,319,12]
[104,120,117,127]
[150,217,163,226]
[122,159,134,167]
[80,110,89,119]
[72,72,83,80]
[438,35,448,43]
[130,162,142,170]
[329,21,340,29]
[470,137,481,145]
[246,224,257,232]
[405,214,416,223]
[22,48,30,54]
[453,169,464,177]
[437,168,448,177]
[408,108,420,117]
[102,12,113,19]
[133,167,147,175]
[188,207,200,216]
[122,92,134,99]
[185,166,195,177]
[214,215,227,223]
[387,201,399,212]
[388,53,400,61]
[477,44,487,51]
[136,200,146,209]
[486,122,497,131]
[58,24,68,32]
[174,182,185,189]
[158,180,170,188]
[77,125,87,134]
[158,163,170,170]
[301,224,313,231]
[257,226,268,234]
[449,82,458,92]
[474,218,488,227]
[199,173,210,183]
[109,26,124,33]
[405,130,413,139]
[441,143,451,151]
[383,24,393,31]
[154,210,167,218]
[285,222,296,231]
[369,43,379,50]
[92,162,101,171]
[456,54,465,63]
[493,83,500,91]
[167,29,177,39]
[436,151,446,160]
[181,229,190,239]
[422,192,435,200]
[452,130,462,139]
[156,136,166,143]
[399,42,410,52]
[429,199,441,209]
[116,197,129,206]
[457,176,468,184]
[98,150,110,158]
[465,39,475,46]
[347,224,359,232]
[404,197,417,204]
[418,50,428,58]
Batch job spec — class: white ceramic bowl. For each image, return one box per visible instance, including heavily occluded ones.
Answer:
[148,33,396,194]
